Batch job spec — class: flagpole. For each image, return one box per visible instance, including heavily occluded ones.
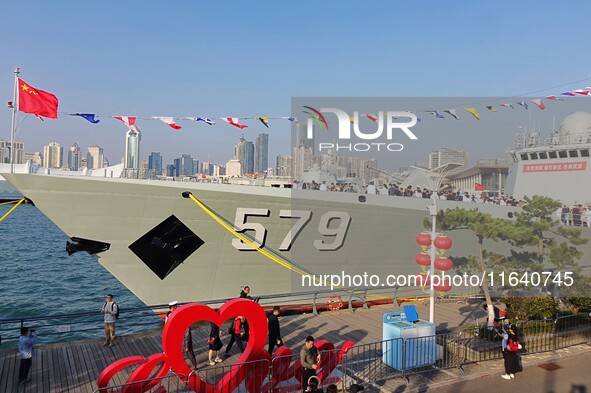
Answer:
[10,66,20,173]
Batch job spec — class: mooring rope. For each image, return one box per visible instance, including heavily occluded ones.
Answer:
[0,198,25,223]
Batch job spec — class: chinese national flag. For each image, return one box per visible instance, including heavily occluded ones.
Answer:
[17,78,58,119]
[475,183,485,191]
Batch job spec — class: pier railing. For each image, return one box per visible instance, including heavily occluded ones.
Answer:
[91,313,591,392]
[0,284,480,347]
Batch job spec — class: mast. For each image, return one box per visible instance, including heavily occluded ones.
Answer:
[9,67,20,173]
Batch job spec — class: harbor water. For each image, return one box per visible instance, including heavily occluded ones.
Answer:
[0,202,158,347]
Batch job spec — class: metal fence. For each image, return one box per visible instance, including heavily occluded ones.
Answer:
[189,358,270,393]
[92,313,591,392]
[0,305,165,347]
[0,285,433,348]
[342,338,404,387]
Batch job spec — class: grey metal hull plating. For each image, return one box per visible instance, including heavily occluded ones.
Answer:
[4,174,590,306]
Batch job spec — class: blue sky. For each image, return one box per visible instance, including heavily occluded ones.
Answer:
[2,1,591,168]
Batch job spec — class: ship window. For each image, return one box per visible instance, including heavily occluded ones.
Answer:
[559,151,568,158]
[129,215,205,280]
[581,149,590,157]
[538,152,548,159]
[569,150,578,158]
[549,151,558,159]
[520,154,528,161]
[529,153,538,160]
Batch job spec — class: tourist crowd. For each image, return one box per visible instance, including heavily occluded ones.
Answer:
[294,180,590,227]
[293,180,525,206]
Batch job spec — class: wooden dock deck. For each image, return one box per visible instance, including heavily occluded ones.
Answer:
[0,298,487,393]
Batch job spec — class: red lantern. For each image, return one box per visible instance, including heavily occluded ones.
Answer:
[416,232,432,251]
[415,253,431,271]
[434,256,453,272]
[434,235,452,254]
[433,276,452,293]
[415,273,430,288]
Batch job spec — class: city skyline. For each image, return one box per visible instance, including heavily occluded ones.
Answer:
[3,2,591,172]
[8,96,591,177]
[0,112,583,182]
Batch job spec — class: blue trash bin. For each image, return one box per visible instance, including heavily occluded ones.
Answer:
[382,306,436,370]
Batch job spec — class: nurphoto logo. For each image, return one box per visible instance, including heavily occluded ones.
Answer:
[303,106,418,152]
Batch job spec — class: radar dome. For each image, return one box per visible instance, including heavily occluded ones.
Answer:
[559,112,591,144]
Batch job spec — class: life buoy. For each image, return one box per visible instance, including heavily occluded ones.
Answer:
[327,295,343,311]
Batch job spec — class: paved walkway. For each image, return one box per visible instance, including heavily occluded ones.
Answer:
[416,346,591,393]
[5,298,582,393]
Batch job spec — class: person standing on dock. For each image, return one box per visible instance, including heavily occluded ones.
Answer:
[207,322,223,366]
[501,324,522,380]
[267,306,283,354]
[240,285,254,300]
[224,316,246,357]
[240,285,260,303]
[165,301,197,369]
[165,300,178,322]
[182,324,197,370]
[100,294,119,347]
[18,327,37,383]
[300,335,319,392]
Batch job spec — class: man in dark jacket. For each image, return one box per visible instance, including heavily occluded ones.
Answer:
[268,306,283,354]
[300,335,319,391]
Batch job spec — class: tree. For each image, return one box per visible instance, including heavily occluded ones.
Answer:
[424,208,532,326]
[513,196,587,271]
[425,196,588,324]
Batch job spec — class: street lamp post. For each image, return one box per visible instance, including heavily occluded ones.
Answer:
[411,163,462,323]
[428,196,437,323]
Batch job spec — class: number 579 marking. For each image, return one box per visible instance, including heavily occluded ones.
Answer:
[231,209,351,251]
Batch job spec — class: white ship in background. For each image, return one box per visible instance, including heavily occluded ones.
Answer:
[2,112,591,307]
[506,112,591,205]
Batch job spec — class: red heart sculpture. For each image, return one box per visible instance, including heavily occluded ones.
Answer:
[97,356,147,391]
[162,299,268,392]
[123,353,169,393]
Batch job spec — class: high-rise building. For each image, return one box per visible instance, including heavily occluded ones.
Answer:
[193,159,201,176]
[293,145,313,180]
[87,145,104,169]
[428,148,468,170]
[166,164,176,177]
[173,154,193,176]
[295,122,314,154]
[235,137,254,175]
[24,151,42,166]
[125,129,141,169]
[148,152,163,175]
[173,158,181,177]
[226,159,242,177]
[43,141,63,169]
[276,155,293,177]
[0,140,24,164]
[202,161,214,176]
[213,164,226,177]
[428,148,468,177]
[255,133,269,173]
[67,143,82,171]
